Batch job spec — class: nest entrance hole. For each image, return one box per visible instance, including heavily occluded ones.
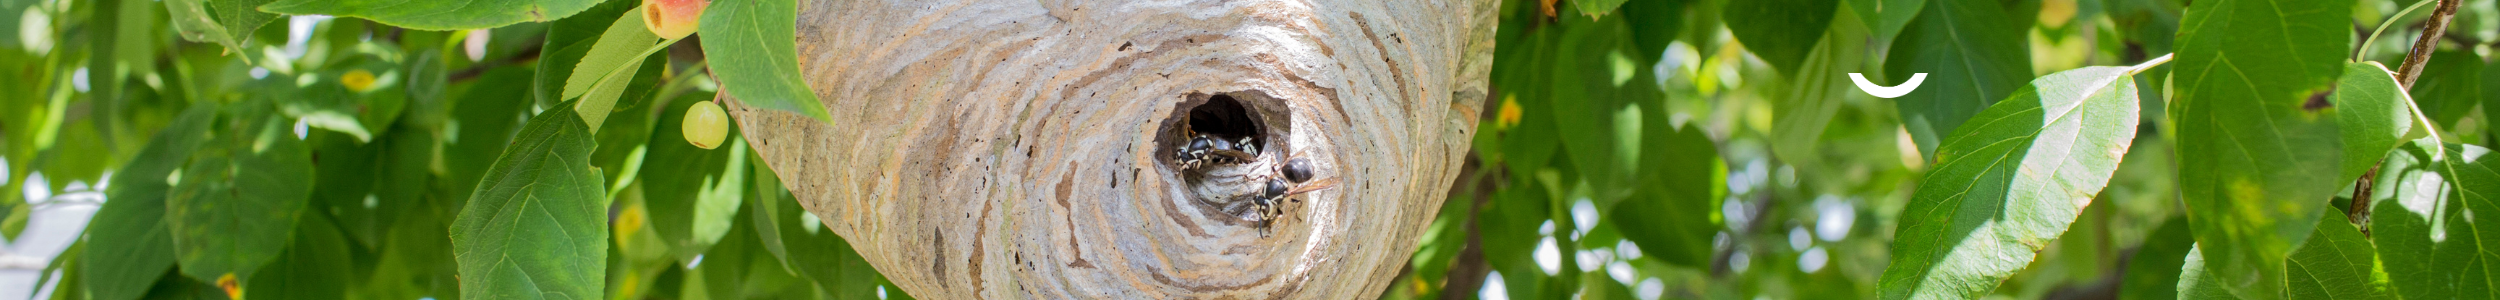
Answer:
[1188,95,1264,143]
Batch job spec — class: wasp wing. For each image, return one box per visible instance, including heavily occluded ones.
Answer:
[1283,177,1340,195]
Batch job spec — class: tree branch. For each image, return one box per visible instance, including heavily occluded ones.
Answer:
[2350,0,2462,235]
[2393,0,2463,88]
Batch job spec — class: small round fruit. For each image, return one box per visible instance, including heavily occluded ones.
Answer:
[683,100,729,149]
[643,0,710,39]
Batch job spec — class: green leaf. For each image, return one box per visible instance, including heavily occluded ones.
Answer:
[2330,62,2424,185]
[2178,245,2240,299]
[2170,0,2353,297]
[84,104,217,300]
[1884,0,2034,158]
[269,58,412,143]
[1845,0,1926,43]
[560,4,665,128]
[751,159,882,297]
[168,101,316,288]
[450,101,608,300]
[1571,0,1629,18]
[1609,121,1723,268]
[2283,214,2395,299]
[1547,11,1638,189]
[749,152,794,272]
[1768,10,1867,166]
[163,0,278,54]
[90,0,158,107]
[406,50,452,114]
[2370,142,2500,299]
[1877,60,2153,299]
[365,192,464,299]
[699,0,834,125]
[258,0,607,30]
[590,57,671,185]
[1619,0,1684,63]
[2104,0,2181,55]
[245,213,353,300]
[448,67,539,206]
[1722,0,1837,75]
[2408,49,2482,129]
[2119,216,2195,300]
[2484,55,2500,139]
[535,0,639,109]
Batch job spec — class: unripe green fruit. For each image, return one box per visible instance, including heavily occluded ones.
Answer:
[684,100,729,149]
[644,0,709,40]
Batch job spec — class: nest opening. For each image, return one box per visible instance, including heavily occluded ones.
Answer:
[1187,95,1264,144]
[1157,91,1301,226]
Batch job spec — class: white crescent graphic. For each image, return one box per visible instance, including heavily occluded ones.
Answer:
[1849,73,1926,98]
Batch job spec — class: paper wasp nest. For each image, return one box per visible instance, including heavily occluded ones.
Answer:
[722,0,1495,298]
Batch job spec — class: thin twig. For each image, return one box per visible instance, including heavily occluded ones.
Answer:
[2350,0,2463,235]
[2394,0,2463,88]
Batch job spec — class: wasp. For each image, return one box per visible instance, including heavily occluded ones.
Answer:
[1249,176,1339,236]
[1177,132,1260,170]
[1253,155,1323,219]
[1249,156,1334,236]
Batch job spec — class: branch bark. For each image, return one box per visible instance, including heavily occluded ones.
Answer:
[722,0,1500,298]
[2349,0,2461,234]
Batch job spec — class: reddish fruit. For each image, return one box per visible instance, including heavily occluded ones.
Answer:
[644,0,709,39]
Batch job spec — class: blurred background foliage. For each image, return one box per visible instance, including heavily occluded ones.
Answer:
[0,0,2494,299]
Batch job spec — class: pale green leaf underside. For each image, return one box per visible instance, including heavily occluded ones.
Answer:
[2170,0,2354,298]
[259,0,608,31]
[562,6,659,103]
[1877,61,2150,300]
[699,0,835,124]
[561,6,666,131]
[163,0,278,55]
[451,102,609,300]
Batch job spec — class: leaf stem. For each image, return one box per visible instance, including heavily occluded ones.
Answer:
[2127,54,2175,75]
[2355,0,2439,62]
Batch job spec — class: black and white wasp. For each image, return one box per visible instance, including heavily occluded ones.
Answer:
[1248,176,1338,236]
[1248,157,1335,236]
[1176,131,1259,170]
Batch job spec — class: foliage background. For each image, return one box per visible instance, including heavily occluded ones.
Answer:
[0,0,2494,299]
